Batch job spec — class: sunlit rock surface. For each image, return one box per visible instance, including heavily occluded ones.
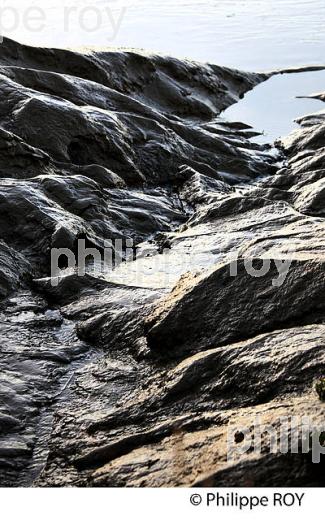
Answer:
[0,38,324,487]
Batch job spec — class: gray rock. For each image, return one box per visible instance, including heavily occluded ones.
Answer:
[0,37,325,488]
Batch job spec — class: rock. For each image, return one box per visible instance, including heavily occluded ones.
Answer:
[0,290,88,485]
[145,258,325,358]
[39,325,325,486]
[293,177,325,215]
[0,37,325,488]
[0,441,32,458]
[0,127,50,178]
[0,241,31,298]
[0,414,22,434]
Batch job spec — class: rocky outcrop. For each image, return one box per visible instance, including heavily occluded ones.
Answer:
[0,38,325,487]
[145,258,325,358]
[0,241,31,298]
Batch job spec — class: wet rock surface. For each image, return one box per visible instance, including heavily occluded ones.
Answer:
[0,37,325,487]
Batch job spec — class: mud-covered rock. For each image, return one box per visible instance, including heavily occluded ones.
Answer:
[1,38,325,488]
[0,241,31,298]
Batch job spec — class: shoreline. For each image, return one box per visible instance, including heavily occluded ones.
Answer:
[0,38,324,487]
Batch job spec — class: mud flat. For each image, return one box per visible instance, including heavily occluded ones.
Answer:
[0,38,325,487]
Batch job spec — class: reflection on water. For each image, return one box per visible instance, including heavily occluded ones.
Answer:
[223,70,325,143]
[2,0,325,71]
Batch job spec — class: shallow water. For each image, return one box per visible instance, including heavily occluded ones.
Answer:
[2,0,324,71]
[223,70,325,143]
